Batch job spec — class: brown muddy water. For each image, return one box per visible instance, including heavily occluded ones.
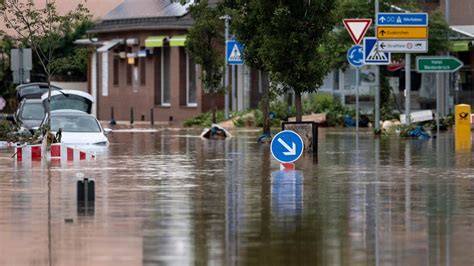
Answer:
[0,128,473,266]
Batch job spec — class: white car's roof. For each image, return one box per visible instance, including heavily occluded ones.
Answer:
[41,90,94,103]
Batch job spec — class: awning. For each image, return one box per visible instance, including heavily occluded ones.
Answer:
[97,39,123,52]
[450,40,471,52]
[170,35,187,47]
[145,36,167,48]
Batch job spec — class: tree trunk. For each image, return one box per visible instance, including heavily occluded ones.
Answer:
[261,71,271,135]
[295,91,302,122]
[47,76,51,130]
[211,96,216,124]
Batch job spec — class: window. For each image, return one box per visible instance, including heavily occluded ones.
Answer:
[126,47,132,86]
[140,57,146,86]
[186,53,197,106]
[161,46,171,106]
[126,63,132,86]
[154,48,162,105]
[113,57,119,86]
[21,102,45,120]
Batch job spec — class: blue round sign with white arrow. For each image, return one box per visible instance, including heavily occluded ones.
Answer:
[270,130,304,163]
[347,45,364,68]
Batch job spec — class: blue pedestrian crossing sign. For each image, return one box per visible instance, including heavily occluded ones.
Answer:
[347,45,364,68]
[363,37,390,65]
[226,40,244,65]
[271,130,304,163]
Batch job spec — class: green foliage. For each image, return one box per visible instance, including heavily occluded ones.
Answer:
[186,0,225,96]
[183,111,225,128]
[303,93,355,126]
[380,105,400,121]
[1,0,91,78]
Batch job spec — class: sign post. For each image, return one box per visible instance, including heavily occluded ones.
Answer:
[377,12,429,125]
[343,19,372,132]
[347,45,364,132]
[416,56,464,134]
[270,130,304,167]
[226,40,244,112]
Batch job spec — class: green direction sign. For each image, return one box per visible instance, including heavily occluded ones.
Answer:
[416,56,464,73]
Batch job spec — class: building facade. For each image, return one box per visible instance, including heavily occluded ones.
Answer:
[85,0,262,124]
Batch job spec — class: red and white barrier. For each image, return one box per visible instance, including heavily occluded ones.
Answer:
[16,143,95,161]
[280,163,295,171]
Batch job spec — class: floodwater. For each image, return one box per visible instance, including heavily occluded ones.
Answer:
[1,128,474,265]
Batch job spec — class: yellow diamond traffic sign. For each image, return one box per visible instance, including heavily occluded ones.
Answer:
[377,27,428,40]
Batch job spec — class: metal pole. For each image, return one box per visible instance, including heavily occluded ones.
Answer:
[374,0,380,131]
[405,54,411,125]
[232,65,236,112]
[356,67,360,132]
[223,15,230,119]
[445,0,450,116]
[436,73,440,135]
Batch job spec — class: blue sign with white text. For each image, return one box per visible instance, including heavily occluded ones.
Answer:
[271,130,304,163]
[347,45,364,68]
[363,37,390,65]
[377,13,428,26]
[226,40,244,65]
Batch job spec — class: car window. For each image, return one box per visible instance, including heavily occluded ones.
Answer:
[48,95,91,113]
[21,103,45,120]
[51,115,101,133]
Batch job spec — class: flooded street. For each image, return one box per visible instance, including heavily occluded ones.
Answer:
[1,128,474,265]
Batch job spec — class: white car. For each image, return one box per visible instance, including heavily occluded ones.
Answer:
[39,109,111,150]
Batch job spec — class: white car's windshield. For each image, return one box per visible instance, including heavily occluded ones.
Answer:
[51,115,101,132]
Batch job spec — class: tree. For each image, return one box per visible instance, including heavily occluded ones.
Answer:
[228,0,338,122]
[186,0,225,123]
[0,0,90,133]
[226,0,272,135]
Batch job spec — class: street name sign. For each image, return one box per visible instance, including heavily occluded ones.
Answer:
[226,40,244,65]
[377,27,428,40]
[377,13,428,26]
[347,45,364,68]
[343,19,372,45]
[377,40,428,53]
[270,130,304,163]
[363,37,391,65]
[416,56,464,73]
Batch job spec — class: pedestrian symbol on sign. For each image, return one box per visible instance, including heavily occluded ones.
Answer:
[363,37,391,65]
[226,40,244,65]
[229,44,242,62]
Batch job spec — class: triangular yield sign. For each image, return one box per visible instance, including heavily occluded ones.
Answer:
[343,19,372,45]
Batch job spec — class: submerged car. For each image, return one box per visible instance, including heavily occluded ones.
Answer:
[9,98,45,130]
[38,110,111,149]
[41,90,94,114]
[16,83,62,102]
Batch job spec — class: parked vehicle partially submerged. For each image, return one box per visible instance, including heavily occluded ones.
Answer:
[41,90,94,114]
[37,109,111,152]
[15,83,62,102]
[13,98,45,130]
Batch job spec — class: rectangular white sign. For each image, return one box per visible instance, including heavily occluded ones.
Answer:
[377,40,428,53]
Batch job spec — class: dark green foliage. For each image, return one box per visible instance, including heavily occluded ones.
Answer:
[186,0,225,96]
[183,111,225,128]
[228,0,338,121]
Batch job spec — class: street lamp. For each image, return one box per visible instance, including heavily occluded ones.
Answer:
[220,14,231,119]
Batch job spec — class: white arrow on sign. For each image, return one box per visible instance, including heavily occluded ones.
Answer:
[278,138,296,156]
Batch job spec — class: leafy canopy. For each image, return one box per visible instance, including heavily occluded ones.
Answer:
[186,0,225,95]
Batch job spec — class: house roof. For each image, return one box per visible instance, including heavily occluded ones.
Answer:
[89,0,194,33]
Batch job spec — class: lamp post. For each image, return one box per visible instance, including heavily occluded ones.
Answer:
[220,14,231,119]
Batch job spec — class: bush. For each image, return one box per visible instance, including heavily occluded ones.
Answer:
[183,111,225,127]
[303,93,354,126]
